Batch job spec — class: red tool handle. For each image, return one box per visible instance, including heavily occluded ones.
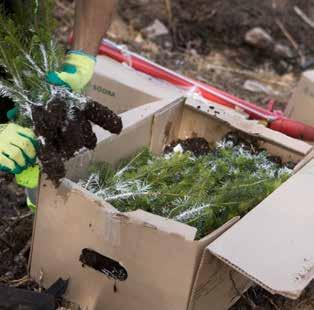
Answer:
[96,39,314,141]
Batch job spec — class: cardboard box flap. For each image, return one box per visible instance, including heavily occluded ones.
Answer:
[93,56,182,100]
[87,56,183,114]
[127,210,197,241]
[65,97,183,181]
[185,97,311,157]
[92,97,183,142]
[208,159,314,299]
[61,181,197,241]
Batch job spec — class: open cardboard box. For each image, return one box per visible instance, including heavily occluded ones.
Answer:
[30,89,314,309]
[86,55,183,114]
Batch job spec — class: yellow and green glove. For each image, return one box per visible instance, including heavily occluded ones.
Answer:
[46,50,96,92]
[0,123,38,175]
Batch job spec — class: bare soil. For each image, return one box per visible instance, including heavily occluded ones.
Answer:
[164,137,210,156]
[0,174,36,288]
[120,0,314,67]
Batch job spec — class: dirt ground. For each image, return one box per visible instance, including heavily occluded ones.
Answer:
[0,173,35,288]
[2,0,314,309]
[118,0,314,105]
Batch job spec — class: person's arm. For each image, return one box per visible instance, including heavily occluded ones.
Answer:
[73,0,116,56]
[46,0,116,92]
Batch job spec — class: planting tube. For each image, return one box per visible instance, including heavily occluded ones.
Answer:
[97,39,314,141]
[99,40,274,120]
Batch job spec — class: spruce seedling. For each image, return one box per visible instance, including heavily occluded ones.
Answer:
[0,1,66,125]
[81,136,292,239]
[0,1,122,183]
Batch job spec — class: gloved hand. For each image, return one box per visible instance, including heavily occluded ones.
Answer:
[46,50,96,92]
[0,123,38,174]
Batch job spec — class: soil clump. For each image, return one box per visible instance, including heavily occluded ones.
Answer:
[32,98,122,184]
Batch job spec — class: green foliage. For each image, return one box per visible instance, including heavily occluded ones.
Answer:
[0,0,63,125]
[82,140,292,239]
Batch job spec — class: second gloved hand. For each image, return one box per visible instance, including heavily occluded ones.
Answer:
[0,124,38,174]
[46,50,96,92]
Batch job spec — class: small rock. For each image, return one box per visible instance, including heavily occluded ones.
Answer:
[245,27,274,49]
[273,43,294,59]
[134,33,144,44]
[5,271,13,279]
[189,48,199,56]
[142,19,169,39]
[164,41,172,49]
[243,80,280,97]
[14,254,26,264]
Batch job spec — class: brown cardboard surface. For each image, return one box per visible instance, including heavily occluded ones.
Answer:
[65,97,183,181]
[208,159,314,299]
[127,209,197,241]
[294,149,314,173]
[285,70,314,126]
[189,252,252,310]
[31,97,204,310]
[188,218,252,310]
[184,98,311,160]
[150,98,185,154]
[180,98,311,163]
[86,56,183,114]
[31,94,313,310]
[31,180,204,310]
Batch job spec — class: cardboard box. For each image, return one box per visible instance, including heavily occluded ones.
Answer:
[86,55,183,114]
[285,70,314,126]
[30,93,313,310]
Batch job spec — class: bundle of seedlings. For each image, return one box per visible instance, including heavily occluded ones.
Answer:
[0,1,122,183]
[81,134,292,239]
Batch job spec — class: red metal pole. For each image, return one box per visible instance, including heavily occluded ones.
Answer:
[97,39,314,141]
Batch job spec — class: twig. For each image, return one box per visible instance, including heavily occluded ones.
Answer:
[0,224,13,237]
[12,204,21,217]
[296,296,314,308]
[164,0,173,26]
[6,211,33,222]
[1,248,10,256]
[0,211,33,240]
[229,271,257,309]
[0,219,12,238]
[14,238,32,262]
[264,295,280,310]
[9,275,31,288]
[238,179,268,188]
[294,6,314,29]
[275,20,298,50]
[8,275,29,284]
[115,149,147,177]
[38,269,44,293]
[275,19,305,65]
[0,236,13,249]
[164,0,177,47]
[0,217,11,231]
[0,276,9,283]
